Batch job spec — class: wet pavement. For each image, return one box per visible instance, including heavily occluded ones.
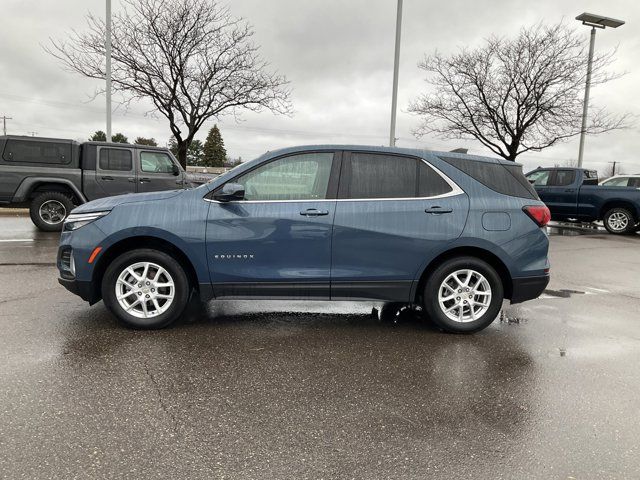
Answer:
[1,214,639,479]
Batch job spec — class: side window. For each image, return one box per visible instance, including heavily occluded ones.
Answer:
[341,153,417,199]
[526,170,551,186]
[3,139,71,165]
[140,152,175,173]
[602,177,629,187]
[419,161,453,197]
[99,148,132,171]
[630,178,640,188]
[552,170,576,187]
[234,152,333,201]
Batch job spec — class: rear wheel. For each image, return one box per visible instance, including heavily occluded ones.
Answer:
[30,192,74,232]
[423,257,503,333]
[102,249,190,329]
[603,208,635,235]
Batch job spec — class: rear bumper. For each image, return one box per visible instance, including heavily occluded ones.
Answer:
[510,274,549,304]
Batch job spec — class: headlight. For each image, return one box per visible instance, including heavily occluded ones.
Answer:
[63,211,110,231]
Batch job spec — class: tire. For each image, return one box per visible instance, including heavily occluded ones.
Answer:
[101,249,190,329]
[603,207,635,235]
[29,192,74,232]
[423,257,504,334]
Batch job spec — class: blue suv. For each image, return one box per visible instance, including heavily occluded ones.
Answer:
[57,145,550,333]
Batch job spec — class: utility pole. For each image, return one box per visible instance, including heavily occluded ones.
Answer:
[609,161,618,176]
[1,115,12,136]
[389,0,403,147]
[577,26,596,168]
[105,0,112,142]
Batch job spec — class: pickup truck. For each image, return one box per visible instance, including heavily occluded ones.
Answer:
[0,135,188,231]
[526,167,640,234]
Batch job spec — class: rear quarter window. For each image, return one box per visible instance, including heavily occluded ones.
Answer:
[439,156,537,199]
[2,139,72,165]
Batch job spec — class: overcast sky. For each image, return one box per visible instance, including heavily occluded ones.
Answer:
[1,0,638,174]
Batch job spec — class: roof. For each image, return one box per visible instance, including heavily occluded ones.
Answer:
[258,144,516,166]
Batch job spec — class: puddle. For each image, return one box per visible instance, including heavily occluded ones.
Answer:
[542,289,587,298]
[547,224,602,236]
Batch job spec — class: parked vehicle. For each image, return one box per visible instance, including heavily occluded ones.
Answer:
[600,174,640,188]
[57,145,550,333]
[526,167,640,234]
[0,135,188,231]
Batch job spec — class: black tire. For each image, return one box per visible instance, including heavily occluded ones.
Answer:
[29,192,74,232]
[603,208,635,235]
[102,249,190,329]
[423,256,504,334]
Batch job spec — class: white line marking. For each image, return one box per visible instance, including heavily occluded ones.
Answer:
[0,239,34,242]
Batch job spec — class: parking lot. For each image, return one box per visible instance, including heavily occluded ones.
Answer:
[1,213,639,479]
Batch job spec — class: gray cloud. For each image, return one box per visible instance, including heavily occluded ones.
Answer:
[0,0,638,174]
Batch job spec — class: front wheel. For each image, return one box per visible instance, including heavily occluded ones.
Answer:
[102,249,190,329]
[603,208,635,235]
[423,257,504,333]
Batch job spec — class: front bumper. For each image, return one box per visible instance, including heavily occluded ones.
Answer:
[58,277,98,304]
[510,274,549,304]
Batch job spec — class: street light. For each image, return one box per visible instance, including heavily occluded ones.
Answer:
[389,0,403,147]
[106,0,112,142]
[575,12,624,167]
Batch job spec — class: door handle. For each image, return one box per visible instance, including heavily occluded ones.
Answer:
[425,206,453,214]
[564,189,575,193]
[139,177,151,183]
[300,208,329,217]
[101,176,114,181]
[128,177,135,183]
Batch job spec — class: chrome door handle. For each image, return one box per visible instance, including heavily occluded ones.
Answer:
[300,208,329,217]
[425,206,453,214]
[139,178,151,183]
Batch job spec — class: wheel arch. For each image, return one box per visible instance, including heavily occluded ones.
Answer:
[14,178,87,204]
[90,235,200,304]
[413,246,513,304]
[600,200,638,221]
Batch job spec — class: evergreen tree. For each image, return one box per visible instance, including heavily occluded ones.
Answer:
[187,140,204,166]
[203,125,226,167]
[134,136,157,146]
[89,130,106,141]
[111,133,128,143]
[168,136,179,157]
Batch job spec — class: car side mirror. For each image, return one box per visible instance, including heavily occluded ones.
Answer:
[528,178,536,184]
[214,183,245,202]
[172,164,180,176]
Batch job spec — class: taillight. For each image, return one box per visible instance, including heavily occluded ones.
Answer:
[523,205,551,227]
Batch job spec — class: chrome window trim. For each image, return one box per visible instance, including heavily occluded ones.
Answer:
[204,158,465,204]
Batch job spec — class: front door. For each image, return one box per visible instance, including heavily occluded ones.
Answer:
[331,152,469,301]
[95,146,136,198]
[137,150,183,192]
[543,169,578,219]
[205,151,337,299]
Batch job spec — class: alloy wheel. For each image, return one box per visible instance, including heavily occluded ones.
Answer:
[39,200,66,225]
[115,262,175,319]
[437,269,492,323]
[607,212,629,232]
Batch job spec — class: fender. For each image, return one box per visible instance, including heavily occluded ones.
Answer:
[13,177,87,203]
[409,236,513,301]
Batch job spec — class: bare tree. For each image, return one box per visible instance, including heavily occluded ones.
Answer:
[409,23,631,161]
[47,0,291,167]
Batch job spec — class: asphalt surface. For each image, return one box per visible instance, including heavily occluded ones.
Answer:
[1,214,639,479]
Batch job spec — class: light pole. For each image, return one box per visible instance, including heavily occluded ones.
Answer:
[106,0,112,142]
[389,0,403,147]
[575,12,624,167]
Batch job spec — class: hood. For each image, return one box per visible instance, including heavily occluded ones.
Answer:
[72,190,184,214]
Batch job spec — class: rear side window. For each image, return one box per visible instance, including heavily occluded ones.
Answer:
[99,148,132,171]
[419,161,453,197]
[551,170,575,186]
[440,156,537,199]
[340,153,416,199]
[601,177,629,187]
[2,139,71,165]
[630,178,640,188]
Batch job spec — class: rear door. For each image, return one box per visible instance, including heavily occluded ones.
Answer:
[544,169,578,218]
[137,150,184,192]
[330,152,468,301]
[95,146,136,198]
